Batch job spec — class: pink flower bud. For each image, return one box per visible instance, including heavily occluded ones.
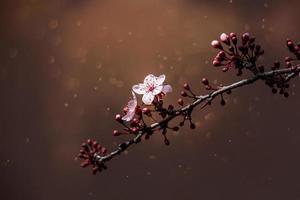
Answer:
[229,32,236,38]
[205,85,211,90]
[229,33,237,45]
[217,51,226,58]
[123,107,129,114]
[181,91,187,97]
[211,40,223,49]
[213,59,222,66]
[113,130,121,136]
[92,166,99,174]
[100,147,107,154]
[115,114,122,122]
[87,139,92,145]
[242,32,250,45]
[201,78,209,85]
[178,98,184,106]
[142,107,151,116]
[131,127,138,134]
[231,36,237,45]
[286,39,295,52]
[92,141,98,148]
[80,160,90,168]
[132,118,140,125]
[183,83,190,90]
[220,33,230,45]
[222,67,229,72]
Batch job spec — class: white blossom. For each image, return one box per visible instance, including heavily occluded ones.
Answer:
[132,74,172,105]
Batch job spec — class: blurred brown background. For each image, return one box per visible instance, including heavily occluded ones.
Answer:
[1,0,300,199]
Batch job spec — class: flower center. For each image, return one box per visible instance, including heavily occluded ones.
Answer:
[148,85,155,92]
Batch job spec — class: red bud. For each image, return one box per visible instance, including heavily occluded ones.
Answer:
[115,114,122,122]
[201,78,209,85]
[213,59,222,66]
[181,91,187,97]
[113,130,121,136]
[178,98,184,106]
[142,107,151,116]
[242,33,250,45]
[183,83,190,90]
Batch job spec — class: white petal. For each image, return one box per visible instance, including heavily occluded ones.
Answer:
[152,85,163,95]
[142,92,155,105]
[143,74,156,86]
[162,85,172,94]
[122,111,135,122]
[155,74,165,86]
[132,84,147,94]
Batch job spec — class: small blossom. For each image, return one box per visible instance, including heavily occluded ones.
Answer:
[132,74,172,105]
[122,92,137,122]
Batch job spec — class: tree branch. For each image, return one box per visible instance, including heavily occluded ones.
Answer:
[78,32,300,174]
[93,66,300,167]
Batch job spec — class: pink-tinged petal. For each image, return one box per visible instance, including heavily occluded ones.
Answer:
[132,84,147,94]
[122,92,137,122]
[122,111,135,122]
[142,92,155,105]
[127,99,136,111]
[143,74,156,86]
[155,74,165,86]
[127,92,137,111]
[132,91,137,100]
[152,85,163,95]
[162,84,172,94]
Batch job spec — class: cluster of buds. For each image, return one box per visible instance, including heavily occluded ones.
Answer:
[285,39,300,75]
[257,38,300,97]
[211,32,264,75]
[78,139,107,174]
[286,39,300,60]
